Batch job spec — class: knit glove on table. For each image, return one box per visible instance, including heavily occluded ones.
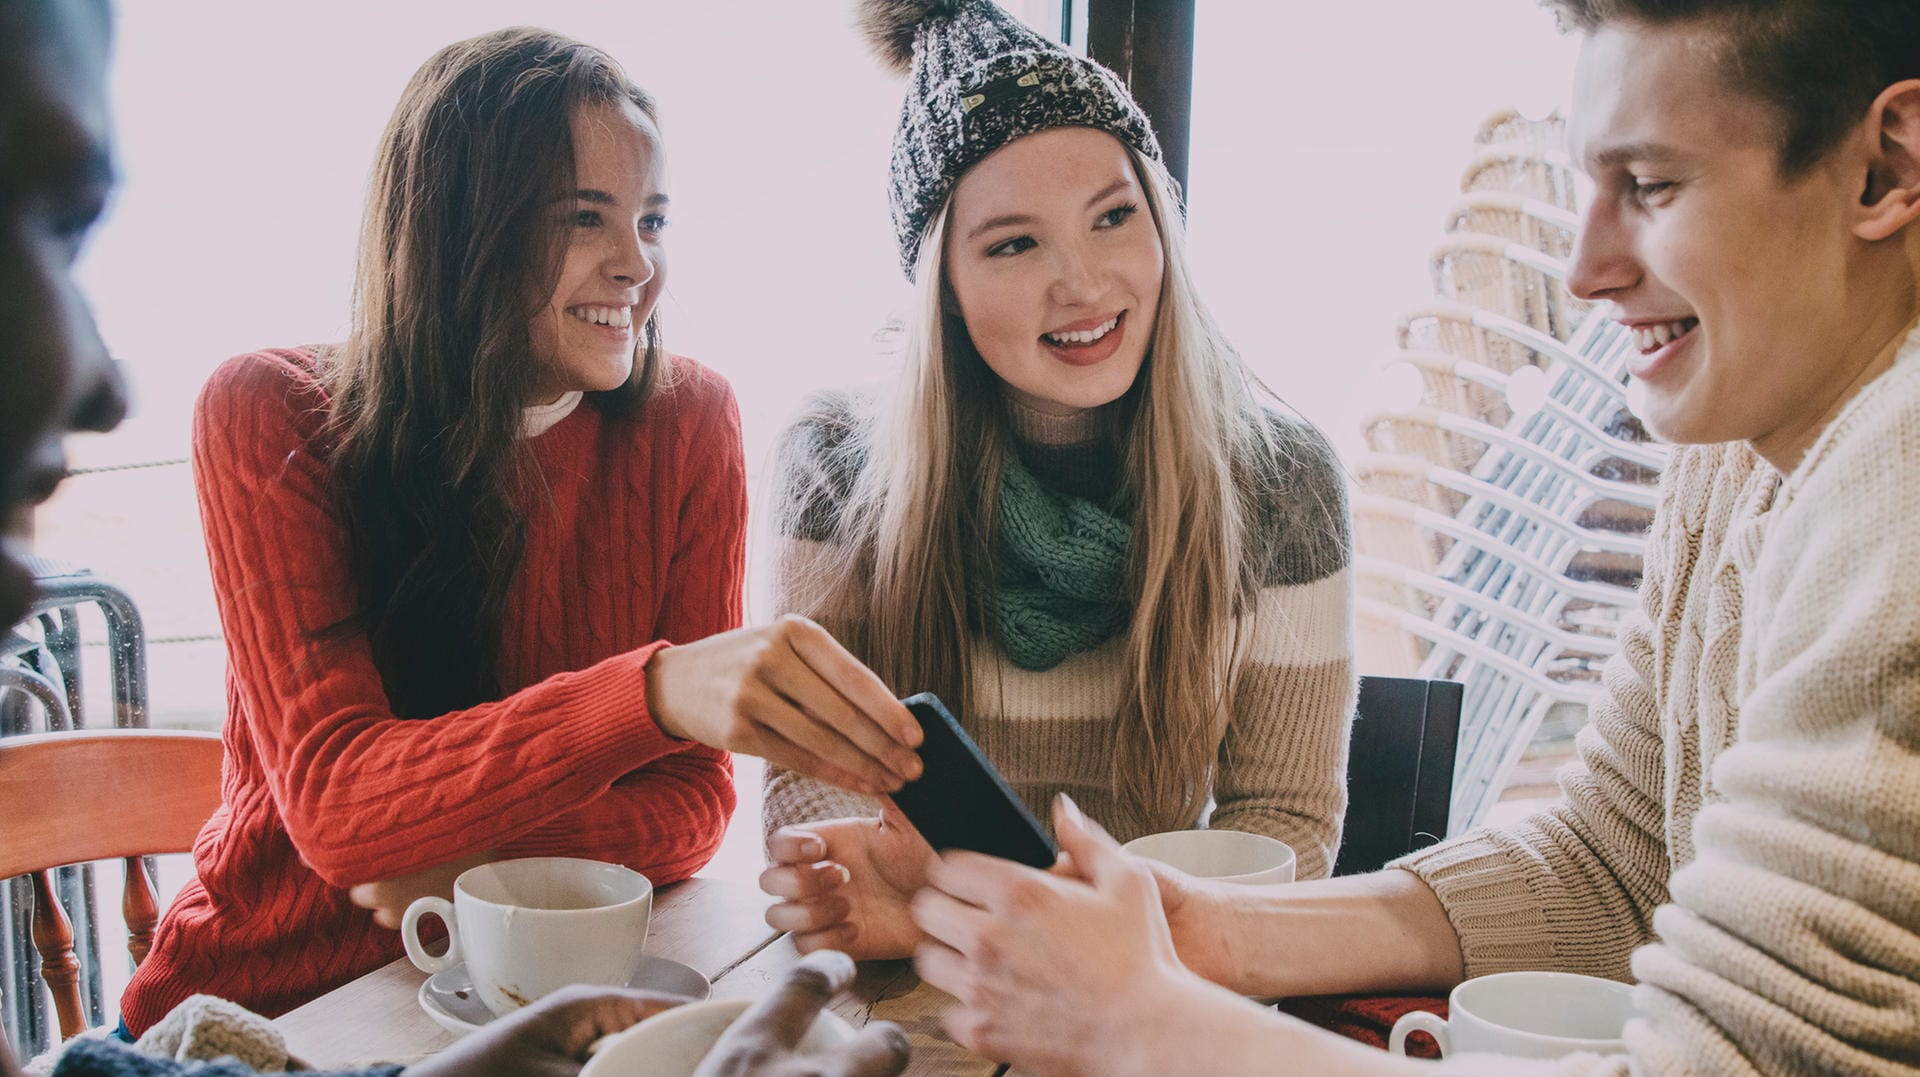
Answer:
[36,995,401,1077]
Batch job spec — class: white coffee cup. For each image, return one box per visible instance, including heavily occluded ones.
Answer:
[1121,829,1296,885]
[1388,971,1635,1059]
[581,997,856,1077]
[401,856,653,1017]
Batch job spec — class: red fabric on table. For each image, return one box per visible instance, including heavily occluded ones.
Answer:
[1279,995,1450,1058]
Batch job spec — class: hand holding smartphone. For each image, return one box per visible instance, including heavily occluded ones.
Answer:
[888,692,1059,869]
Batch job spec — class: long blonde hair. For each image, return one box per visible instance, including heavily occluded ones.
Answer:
[781,148,1283,834]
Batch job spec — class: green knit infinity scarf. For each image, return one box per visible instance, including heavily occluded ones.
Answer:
[993,451,1131,671]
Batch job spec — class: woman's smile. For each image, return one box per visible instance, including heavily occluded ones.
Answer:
[1040,310,1129,367]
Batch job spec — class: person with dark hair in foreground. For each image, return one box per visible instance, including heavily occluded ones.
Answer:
[898,0,1920,1073]
[0,2,906,1075]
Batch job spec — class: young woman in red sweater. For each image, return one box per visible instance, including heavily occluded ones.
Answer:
[119,28,923,1033]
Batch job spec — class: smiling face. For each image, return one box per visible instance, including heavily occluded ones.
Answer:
[1567,20,1918,466]
[942,127,1164,414]
[525,99,669,404]
[0,0,127,626]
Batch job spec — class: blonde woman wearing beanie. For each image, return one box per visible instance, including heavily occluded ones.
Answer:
[758,0,1358,961]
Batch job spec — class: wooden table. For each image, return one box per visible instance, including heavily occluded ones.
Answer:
[274,877,1006,1076]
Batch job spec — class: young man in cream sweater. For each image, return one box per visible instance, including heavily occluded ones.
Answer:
[874,1,1920,1072]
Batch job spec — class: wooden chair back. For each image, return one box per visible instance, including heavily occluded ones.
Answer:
[0,729,223,1039]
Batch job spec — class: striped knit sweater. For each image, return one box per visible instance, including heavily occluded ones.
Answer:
[1398,323,1920,1075]
[119,348,744,1033]
[763,390,1357,877]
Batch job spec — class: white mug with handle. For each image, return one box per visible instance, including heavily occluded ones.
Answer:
[400,856,653,1017]
[1389,971,1635,1059]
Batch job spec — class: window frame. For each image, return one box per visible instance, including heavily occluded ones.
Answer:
[1083,0,1197,191]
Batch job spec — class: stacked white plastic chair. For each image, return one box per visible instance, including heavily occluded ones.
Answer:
[1354,110,1667,832]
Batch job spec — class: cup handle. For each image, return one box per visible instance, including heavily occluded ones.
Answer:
[400,896,459,974]
[1388,1010,1450,1058]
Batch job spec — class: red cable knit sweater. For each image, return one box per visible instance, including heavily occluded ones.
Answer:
[121,348,744,1033]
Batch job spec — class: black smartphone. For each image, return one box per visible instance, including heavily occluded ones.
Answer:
[891,692,1059,869]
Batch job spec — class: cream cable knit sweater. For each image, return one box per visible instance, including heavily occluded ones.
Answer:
[1398,323,1920,1075]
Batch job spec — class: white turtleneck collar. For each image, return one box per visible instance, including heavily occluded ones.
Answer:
[522,391,583,438]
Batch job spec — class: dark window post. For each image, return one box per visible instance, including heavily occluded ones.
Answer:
[1084,0,1196,194]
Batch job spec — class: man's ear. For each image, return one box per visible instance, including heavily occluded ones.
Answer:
[1856,79,1920,242]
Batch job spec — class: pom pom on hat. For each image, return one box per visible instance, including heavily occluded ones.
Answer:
[856,0,966,75]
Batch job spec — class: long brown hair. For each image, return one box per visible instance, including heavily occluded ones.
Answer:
[321,28,666,718]
[780,150,1283,835]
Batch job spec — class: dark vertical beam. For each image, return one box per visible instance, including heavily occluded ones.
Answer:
[1085,0,1196,193]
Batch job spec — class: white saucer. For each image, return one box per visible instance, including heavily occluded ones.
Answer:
[418,956,713,1036]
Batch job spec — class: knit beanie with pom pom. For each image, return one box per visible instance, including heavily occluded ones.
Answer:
[858,0,1163,279]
